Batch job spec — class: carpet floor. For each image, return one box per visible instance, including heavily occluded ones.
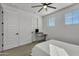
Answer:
[0,41,43,56]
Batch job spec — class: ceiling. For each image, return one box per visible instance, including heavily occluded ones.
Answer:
[3,3,74,16]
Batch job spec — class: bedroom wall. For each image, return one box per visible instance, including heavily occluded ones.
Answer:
[43,4,79,45]
[32,14,43,32]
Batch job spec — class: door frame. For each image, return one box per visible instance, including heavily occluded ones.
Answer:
[0,4,4,52]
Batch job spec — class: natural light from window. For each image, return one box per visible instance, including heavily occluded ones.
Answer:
[65,10,79,25]
[48,16,55,27]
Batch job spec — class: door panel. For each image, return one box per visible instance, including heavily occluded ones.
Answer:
[18,14,32,45]
[4,10,33,50]
[4,11,19,50]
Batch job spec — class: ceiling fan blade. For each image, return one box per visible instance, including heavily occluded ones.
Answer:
[32,5,43,8]
[41,3,46,5]
[47,6,56,9]
[38,7,43,12]
[47,3,52,5]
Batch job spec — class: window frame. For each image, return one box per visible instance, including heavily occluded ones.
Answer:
[64,10,79,25]
[48,16,55,27]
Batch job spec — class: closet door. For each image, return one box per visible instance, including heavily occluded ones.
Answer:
[4,11,19,50]
[18,13,32,45]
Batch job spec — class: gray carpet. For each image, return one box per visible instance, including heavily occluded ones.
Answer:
[0,41,43,56]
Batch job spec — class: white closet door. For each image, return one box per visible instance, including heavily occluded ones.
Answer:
[18,13,32,45]
[4,11,19,50]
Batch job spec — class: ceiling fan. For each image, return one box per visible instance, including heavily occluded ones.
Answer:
[32,3,56,12]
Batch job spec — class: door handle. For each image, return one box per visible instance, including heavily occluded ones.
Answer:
[16,33,19,35]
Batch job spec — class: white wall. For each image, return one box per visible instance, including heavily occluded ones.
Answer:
[32,14,43,32]
[43,4,79,45]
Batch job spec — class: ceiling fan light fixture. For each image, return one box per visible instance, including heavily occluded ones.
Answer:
[32,3,56,12]
[43,5,47,9]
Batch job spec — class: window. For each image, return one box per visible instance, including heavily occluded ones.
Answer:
[65,10,79,25]
[65,12,73,24]
[48,16,55,27]
[73,10,79,24]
